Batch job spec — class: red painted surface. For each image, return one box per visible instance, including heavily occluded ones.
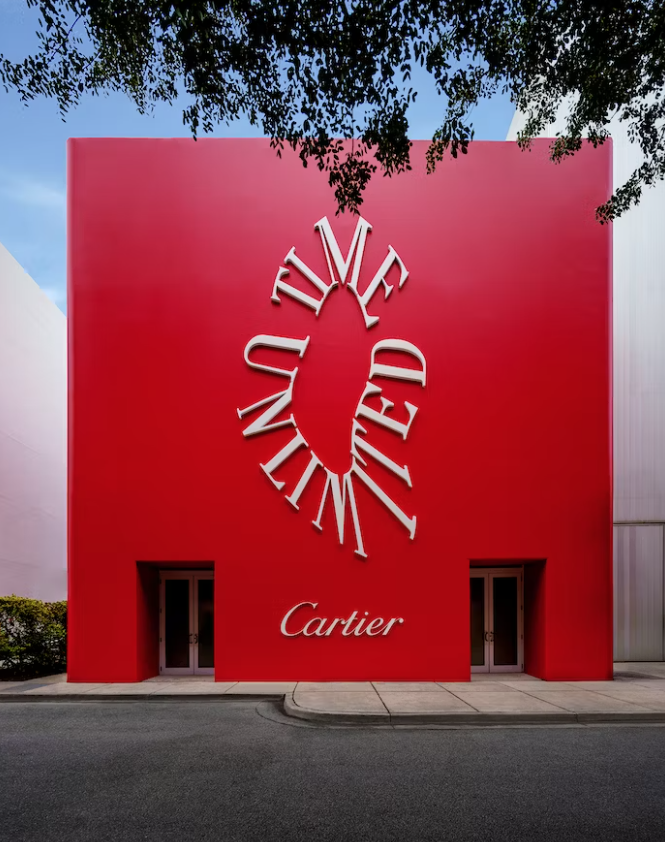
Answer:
[67,138,613,682]
[524,561,546,677]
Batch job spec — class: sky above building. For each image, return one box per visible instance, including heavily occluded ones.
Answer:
[0,1,515,313]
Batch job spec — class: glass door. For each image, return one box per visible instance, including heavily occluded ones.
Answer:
[160,572,214,676]
[488,571,522,673]
[470,569,523,673]
[470,573,489,673]
[162,576,192,675]
[194,575,214,675]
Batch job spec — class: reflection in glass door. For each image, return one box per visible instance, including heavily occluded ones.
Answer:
[470,569,523,673]
[164,578,191,671]
[196,578,214,672]
[160,572,214,676]
[470,576,487,668]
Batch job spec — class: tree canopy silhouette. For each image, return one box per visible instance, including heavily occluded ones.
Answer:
[2,1,664,219]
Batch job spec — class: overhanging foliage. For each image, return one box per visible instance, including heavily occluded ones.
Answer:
[1,1,664,219]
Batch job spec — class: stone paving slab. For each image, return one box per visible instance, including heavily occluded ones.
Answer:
[290,690,388,724]
[20,683,107,695]
[615,663,665,678]
[584,689,665,709]
[470,673,543,681]
[616,679,665,690]
[380,691,474,714]
[375,682,448,692]
[445,690,566,714]
[515,688,654,713]
[146,682,238,695]
[438,682,521,692]
[0,678,289,700]
[0,681,27,691]
[79,684,161,695]
[297,682,374,692]
[5,664,665,725]
[570,681,632,691]
[295,690,386,713]
[226,682,297,694]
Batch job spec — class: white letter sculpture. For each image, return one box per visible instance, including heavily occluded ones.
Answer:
[237,216,426,559]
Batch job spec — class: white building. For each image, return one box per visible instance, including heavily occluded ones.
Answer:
[0,243,67,602]
[507,107,665,661]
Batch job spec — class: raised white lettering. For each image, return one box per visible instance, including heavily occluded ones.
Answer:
[365,618,386,636]
[243,334,310,380]
[279,604,404,638]
[315,215,372,290]
[369,339,426,387]
[352,460,417,540]
[237,384,296,438]
[285,450,323,510]
[240,217,427,559]
[341,611,359,636]
[312,468,366,559]
[349,247,409,329]
[355,382,418,440]
[324,618,342,636]
[303,617,328,637]
[280,602,318,637]
[382,618,404,635]
[260,430,308,490]
[237,335,310,438]
[351,420,412,488]
[272,247,337,316]
[353,611,371,636]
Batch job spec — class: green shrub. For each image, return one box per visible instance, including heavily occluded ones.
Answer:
[0,596,67,680]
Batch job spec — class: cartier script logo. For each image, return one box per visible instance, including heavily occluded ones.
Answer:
[236,216,427,558]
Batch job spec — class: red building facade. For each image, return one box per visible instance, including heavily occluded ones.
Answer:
[67,138,612,682]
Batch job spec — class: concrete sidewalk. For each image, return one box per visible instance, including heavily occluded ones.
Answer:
[2,663,665,725]
[0,674,294,700]
[287,664,665,725]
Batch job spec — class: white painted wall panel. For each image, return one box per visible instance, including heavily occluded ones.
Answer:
[0,243,66,601]
[614,525,664,661]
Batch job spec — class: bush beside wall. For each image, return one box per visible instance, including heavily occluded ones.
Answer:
[0,596,67,680]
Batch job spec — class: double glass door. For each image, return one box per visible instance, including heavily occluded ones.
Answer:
[471,568,523,673]
[160,572,214,675]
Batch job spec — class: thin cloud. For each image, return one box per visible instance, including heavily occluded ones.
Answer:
[40,285,66,307]
[1,174,66,213]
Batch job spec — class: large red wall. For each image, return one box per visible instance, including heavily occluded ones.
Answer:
[67,138,612,682]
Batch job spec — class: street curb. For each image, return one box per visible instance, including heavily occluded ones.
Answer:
[283,695,390,725]
[0,694,285,703]
[282,695,665,726]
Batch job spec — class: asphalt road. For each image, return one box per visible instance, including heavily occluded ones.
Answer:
[1,701,664,842]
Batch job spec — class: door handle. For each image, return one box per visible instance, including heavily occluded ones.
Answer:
[484,631,495,642]
[188,633,199,644]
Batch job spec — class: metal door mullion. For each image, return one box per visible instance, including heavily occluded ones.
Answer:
[193,573,215,676]
[488,574,495,671]
[189,573,196,674]
[160,570,195,676]
[471,572,490,674]
[488,569,523,673]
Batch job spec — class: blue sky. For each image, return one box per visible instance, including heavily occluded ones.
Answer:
[0,1,515,313]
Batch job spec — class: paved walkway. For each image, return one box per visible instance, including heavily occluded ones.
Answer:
[0,675,294,699]
[287,664,665,725]
[2,663,665,725]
